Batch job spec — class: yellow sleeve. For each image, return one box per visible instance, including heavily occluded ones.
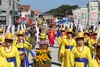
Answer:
[14,46,21,67]
[57,37,62,45]
[24,41,32,50]
[2,57,8,67]
[60,39,65,54]
[73,39,76,46]
[70,47,75,67]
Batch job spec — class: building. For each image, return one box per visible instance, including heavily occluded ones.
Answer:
[32,10,39,20]
[18,4,31,19]
[0,0,19,25]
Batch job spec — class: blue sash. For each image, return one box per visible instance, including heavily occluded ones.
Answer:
[18,48,24,52]
[6,57,16,67]
[74,58,87,67]
[21,53,29,67]
[65,46,73,50]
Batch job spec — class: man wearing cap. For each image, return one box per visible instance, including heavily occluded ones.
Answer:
[57,27,67,62]
[0,33,21,67]
[60,28,76,67]
[70,32,91,67]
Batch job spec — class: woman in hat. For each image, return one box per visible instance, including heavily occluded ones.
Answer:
[60,28,76,67]
[0,33,20,67]
[57,28,67,62]
[70,32,91,67]
[84,30,91,47]
[13,30,32,67]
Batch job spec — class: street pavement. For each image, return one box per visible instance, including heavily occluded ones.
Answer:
[29,38,61,67]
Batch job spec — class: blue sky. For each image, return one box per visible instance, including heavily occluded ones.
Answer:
[20,0,88,12]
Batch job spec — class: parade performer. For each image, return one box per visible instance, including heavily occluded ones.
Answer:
[70,32,91,67]
[0,33,21,67]
[60,28,76,67]
[84,30,91,47]
[29,24,37,48]
[39,33,49,49]
[0,28,5,47]
[90,30,98,58]
[13,30,32,67]
[47,27,56,47]
[57,28,67,62]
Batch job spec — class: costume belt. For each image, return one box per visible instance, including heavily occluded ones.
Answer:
[65,46,73,50]
[6,57,16,67]
[74,58,87,67]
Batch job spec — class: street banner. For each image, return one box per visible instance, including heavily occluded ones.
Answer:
[89,1,99,25]
[80,8,88,28]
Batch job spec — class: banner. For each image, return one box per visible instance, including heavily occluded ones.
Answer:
[89,2,99,25]
[80,8,88,27]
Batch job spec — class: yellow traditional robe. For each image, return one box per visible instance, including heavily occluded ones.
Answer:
[0,46,20,67]
[70,46,91,67]
[13,40,32,60]
[60,38,76,67]
[57,35,67,62]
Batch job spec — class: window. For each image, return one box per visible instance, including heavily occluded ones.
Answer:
[0,0,2,5]
[9,0,11,6]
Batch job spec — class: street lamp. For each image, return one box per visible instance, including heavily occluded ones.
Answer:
[19,7,23,17]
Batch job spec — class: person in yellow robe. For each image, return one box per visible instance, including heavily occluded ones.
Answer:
[57,28,67,62]
[70,32,91,67]
[84,30,91,47]
[0,33,21,67]
[90,30,98,58]
[13,30,33,67]
[60,28,76,67]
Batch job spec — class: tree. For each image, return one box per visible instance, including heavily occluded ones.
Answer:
[45,4,78,15]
